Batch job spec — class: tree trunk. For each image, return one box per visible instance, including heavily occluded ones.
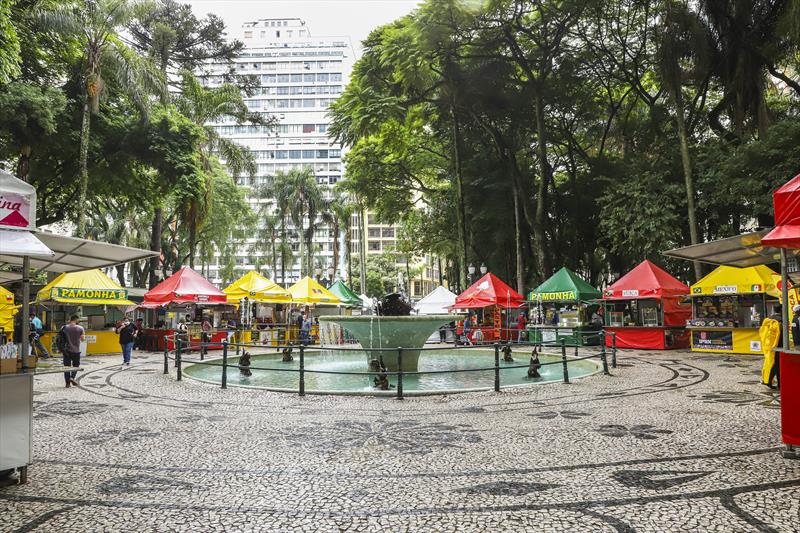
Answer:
[672,89,703,281]
[149,206,162,289]
[512,182,524,295]
[359,206,367,295]
[297,218,304,279]
[346,226,353,284]
[332,220,340,280]
[532,91,551,281]
[450,105,468,291]
[76,97,92,237]
[16,145,31,182]
[116,264,126,287]
[271,228,277,280]
[188,205,197,269]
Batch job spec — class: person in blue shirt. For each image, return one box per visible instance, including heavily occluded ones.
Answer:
[29,311,50,359]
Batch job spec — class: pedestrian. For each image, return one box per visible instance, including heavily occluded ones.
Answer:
[792,305,800,347]
[133,318,145,350]
[29,311,50,359]
[438,324,447,343]
[517,312,527,342]
[60,315,84,388]
[300,313,312,346]
[201,315,213,356]
[767,304,783,389]
[462,316,472,346]
[115,317,137,366]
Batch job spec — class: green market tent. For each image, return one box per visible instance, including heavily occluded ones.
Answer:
[328,280,362,307]
[528,267,601,302]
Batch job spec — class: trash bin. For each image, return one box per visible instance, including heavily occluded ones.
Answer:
[780,350,800,458]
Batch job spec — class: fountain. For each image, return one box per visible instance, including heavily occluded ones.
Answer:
[319,293,460,372]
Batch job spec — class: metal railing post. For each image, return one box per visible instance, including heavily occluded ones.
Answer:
[561,338,569,384]
[493,342,500,392]
[236,328,241,356]
[176,337,182,382]
[163,343,169,375]
[299,345,305,396]
[599,331,610,375]
[396,347,404,400]
[221,340,228,389]
[611,332,617,368]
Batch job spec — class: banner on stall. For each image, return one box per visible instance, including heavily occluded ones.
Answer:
[692,330,733,351]
[534,290,577,302]
[51,287,128,302]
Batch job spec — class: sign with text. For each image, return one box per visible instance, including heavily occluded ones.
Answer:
[692,329,733,351]
[51,287,128,302]
[535,290,577,302]
[0,172,36,230]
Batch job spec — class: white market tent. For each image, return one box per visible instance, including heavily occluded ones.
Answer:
[414,285,457,315]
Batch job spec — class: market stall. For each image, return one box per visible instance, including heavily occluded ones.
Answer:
[415,286,457,342]
[328,280,362,309]
[0,285,15,344]
[602,260,692,349]
[687,265,779,354]
[527,267,602,346]
[140,266,230,351]
[223,271,290,345]
[286,276,341,342]
[35,269,135,356]
[451,273,524,343]
[0,170,157,484]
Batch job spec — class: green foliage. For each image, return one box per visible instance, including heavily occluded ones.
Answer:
[0,0,21,83]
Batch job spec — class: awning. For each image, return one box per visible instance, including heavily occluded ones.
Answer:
[661,230,794,268]
[35,269,134,306]
[287,276,341,305]
[223,271,291,304]
[0,229,158,274]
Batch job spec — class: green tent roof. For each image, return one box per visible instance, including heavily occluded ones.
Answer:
[328,280,362,307]
[528,267,601,302]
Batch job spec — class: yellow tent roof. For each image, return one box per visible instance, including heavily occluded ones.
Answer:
[223,271,291,303]
[690,265,778,296]
[287,276,341,305]
[0,285,15,334]
[36,269,135,305]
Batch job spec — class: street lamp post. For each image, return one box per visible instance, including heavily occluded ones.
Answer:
[480,263,487,275]
[468,263,476,286]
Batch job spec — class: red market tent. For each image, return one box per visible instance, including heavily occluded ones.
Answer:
[762,173,800,248]
[141,266,227,307]
[453,272,524,309]
[602,260,691,349]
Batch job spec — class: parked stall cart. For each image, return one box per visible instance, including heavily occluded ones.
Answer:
[527,267,602,346]
[687,265,779,355]
[602,260,692,349]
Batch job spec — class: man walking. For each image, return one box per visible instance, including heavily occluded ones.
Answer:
[61,315,84,388]
[115,317,137,366]
[201,315,212,356]
[29,311,50,359]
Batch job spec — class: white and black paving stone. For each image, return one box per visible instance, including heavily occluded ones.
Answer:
[1,347,799,532]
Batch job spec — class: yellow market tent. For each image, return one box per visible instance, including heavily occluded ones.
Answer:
[36,269,135,306]
[223,271,291,303]
[287,276,341,305]
[0,285,15,338]
[690,265,778,296]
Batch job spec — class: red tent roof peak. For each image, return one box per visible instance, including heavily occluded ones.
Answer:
[453,272,524,309]
[143,266,227,306]
[603,260,688,300]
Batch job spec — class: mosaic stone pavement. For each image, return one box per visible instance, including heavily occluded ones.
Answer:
[1,347,799,532]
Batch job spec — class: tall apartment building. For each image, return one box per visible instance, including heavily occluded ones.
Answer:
[198,18,353,285]
[198,18,441,298]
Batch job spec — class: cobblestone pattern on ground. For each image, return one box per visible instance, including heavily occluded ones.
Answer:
[1,347,799,532]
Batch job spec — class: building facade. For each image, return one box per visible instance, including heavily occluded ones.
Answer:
[199,19,441,298]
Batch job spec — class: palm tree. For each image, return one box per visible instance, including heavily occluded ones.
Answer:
[174,70,266,266]
[325,190,356,282]
[250,183,281,278]
[42,0,165,237]
[272,168,325,278]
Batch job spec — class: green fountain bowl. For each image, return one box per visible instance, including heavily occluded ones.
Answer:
[318,314,462,372]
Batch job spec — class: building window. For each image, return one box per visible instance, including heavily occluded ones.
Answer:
[303,124,315,133]
[368,228,380,238]
[276,31,280,37]
[382,228,394,238]
[244,31,253,38]
[368,241,381,251]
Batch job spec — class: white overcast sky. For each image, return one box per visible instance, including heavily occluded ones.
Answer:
[180,0,421,54]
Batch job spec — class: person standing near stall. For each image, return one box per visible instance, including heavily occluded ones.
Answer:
[516,312,527,342]
[201,315,212,356]
[61,315,84,388]
[115,317,137,366]
[29,311,49,359]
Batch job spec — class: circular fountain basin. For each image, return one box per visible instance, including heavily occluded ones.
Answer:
[183,348,601,395]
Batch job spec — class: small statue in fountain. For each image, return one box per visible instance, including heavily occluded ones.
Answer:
[502,342,514,363]
[281,343,294,362]
[527,347,542,379]
[369,357,391,390]
[377,293,413,316]
[239,350,253,377]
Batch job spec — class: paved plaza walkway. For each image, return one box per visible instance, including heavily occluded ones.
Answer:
[1,348,799,532]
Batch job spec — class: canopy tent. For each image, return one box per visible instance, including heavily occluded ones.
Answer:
[222,271,290,304]
[287,276,341,305]
[453,273,524,309]
[360,293,374,311]
[662,229,790,268]
[691,265,778,296]
[328,280,362,307]
[529,267,601,302]
[763,173,800,248]
[141,266,227,308]
[602,260,691,349]
[0,284,15,337]
[35,269,134,306]
[415,286,457,315]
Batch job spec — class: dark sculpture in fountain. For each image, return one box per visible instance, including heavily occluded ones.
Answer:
[502,343,514,363]
[239,351,253,377]
[281,343,294,362]
[527,347,542,379]
[377,293,414,317]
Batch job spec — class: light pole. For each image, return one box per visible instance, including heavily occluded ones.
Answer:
[468,263,476,286]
